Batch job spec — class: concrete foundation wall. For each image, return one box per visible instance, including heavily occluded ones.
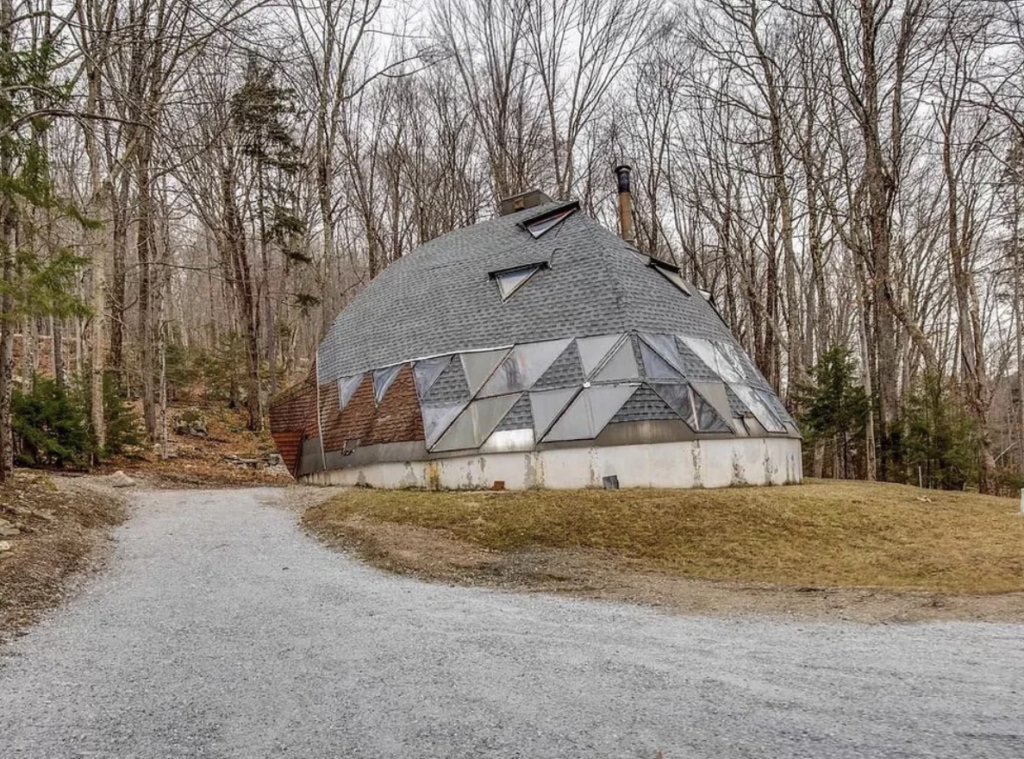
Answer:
[300,438,802,490]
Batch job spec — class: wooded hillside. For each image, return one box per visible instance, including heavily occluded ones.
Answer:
[1,0,1022,493]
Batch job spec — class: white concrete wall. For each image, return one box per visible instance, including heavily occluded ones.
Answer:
[301,438,802,490]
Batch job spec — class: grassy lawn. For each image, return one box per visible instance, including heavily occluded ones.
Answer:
[304,479,1024,593]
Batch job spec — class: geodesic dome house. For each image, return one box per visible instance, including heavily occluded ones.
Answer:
[270,188,802,489]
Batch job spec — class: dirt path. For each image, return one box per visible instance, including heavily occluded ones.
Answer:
[1,488,1021,758]
[306,511,1024,625]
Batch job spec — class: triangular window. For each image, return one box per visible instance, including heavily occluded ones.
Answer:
[493,264,542,300]
[524,206,576,238]
[371,364,402,405]
[338,374,364,410]
[649,259,691,296]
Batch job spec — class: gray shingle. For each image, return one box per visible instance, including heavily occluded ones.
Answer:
[533,341,584,389]
[311,201,795,436]
[724,384,749,419]
[316,203,740,383]
[609,384,680,423]
[494,393,533,431]
[675,338,720,382]
[422,357,470,404]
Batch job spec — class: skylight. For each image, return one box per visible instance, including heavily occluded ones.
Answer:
[523,204,578,238]
[493,265,542,300]
[648,259,691,296]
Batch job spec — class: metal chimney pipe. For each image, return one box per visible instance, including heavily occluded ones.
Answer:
[615,165,634,243]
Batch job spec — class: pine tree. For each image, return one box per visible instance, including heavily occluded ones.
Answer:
[223,58,307,429]
[795,346,870,479]
[0,14,89,482]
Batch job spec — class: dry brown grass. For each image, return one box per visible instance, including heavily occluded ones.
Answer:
[98,405,292,488]
[304,479,1024,594]
[0,474,127,642]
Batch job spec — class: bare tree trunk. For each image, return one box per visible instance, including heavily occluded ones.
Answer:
[108,173,130,373]
[221,155,262,431]
[51,316,65,387]
[1015,190,1024,476]
[137,150,157,440]
[0,203,13,482]
[857,260,877,481]
[0,0,16,482]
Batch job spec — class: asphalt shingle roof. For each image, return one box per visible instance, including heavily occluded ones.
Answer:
[318,202,745,383]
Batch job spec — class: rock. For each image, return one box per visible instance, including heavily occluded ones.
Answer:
[0,540,12,552]
[105,471,137,488]
[172,408,209,437]
[0,519,20,537]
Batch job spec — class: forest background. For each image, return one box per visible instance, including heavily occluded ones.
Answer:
[2,0,1023,494]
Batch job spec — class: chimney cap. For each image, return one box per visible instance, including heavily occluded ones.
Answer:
[499,189,552,217]
[615,165,632,193]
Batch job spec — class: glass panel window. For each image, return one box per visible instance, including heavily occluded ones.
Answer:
[544,384,638,442]
[478,339,571,397]
[729,383,786,433]
[529,387,579,438]
[691,387,732,433]
[711,342,744,383]
[461,348,511,395]
[680,337,722,378]
[640,334,686,376]
[433,394,522,452]
[639,339,684,381]
[715,341,753,383]
[576,334,624,378]
[525,207,576,238]
[372,365,402,405]
[652,263,691,295]
[422,401,469,448]
[413,356,451,401]
[689,381,735,430]
[494,266,541,300]
[337,374,364,411]
[592,340,639,382]
[649,383,696,428]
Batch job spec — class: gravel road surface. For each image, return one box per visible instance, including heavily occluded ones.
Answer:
[1,489,1021,758]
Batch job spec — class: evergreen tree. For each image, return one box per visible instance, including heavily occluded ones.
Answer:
[903,374,979,491]
[225,57,308,424]
[795,346,870,479]
[0,18,88,481]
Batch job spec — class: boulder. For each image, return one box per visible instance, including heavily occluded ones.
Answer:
[104,470,137,488]
[172,408,209,437]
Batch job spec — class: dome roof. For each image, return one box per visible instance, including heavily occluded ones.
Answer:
[317,201,742,383]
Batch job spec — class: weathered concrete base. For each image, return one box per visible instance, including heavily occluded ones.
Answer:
[300,438,802,490]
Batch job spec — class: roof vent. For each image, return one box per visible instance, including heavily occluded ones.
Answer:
[499,189,552,216]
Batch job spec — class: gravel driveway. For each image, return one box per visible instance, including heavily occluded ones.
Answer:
[1,489,1020,758]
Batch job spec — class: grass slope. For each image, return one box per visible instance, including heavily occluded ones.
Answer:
[305,480,1024,593]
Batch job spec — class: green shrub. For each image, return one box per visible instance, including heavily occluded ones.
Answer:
[12,377,93,468]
